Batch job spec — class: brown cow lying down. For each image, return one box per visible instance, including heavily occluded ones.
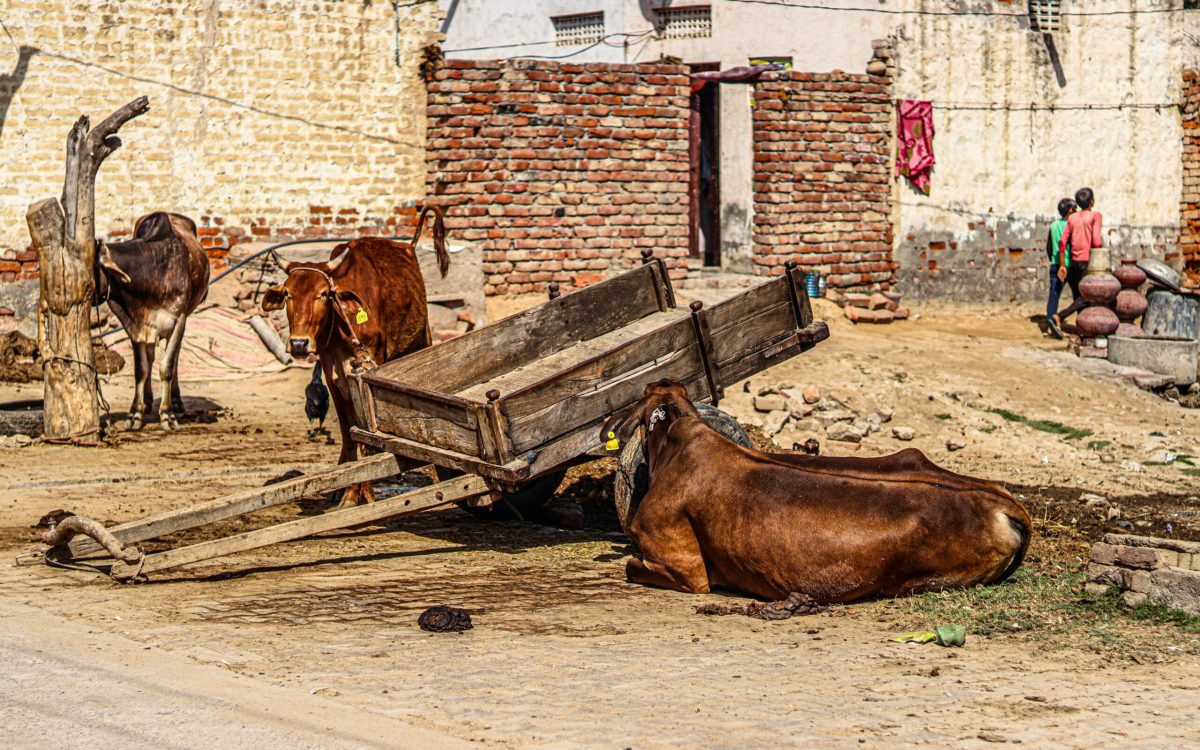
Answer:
[262,207,449,506]
[601,380,1032,602]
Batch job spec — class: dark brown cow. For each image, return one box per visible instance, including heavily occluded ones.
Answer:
[96,212,210,430]
[601,380,1032,602]
[261,207,449,506]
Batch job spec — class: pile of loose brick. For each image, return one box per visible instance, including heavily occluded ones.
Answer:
[827,290,911,324]
[1087,533,1200,614]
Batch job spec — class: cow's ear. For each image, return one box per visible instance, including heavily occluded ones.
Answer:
[97,243,131,285]
[261,286,289,311]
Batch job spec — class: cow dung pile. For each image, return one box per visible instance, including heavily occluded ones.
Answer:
[695,592,824,620]
[0,331,125,383]
[0,331,41,383]
[417,605,473,633]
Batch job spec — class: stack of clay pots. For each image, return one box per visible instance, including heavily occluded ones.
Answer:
[1113,258,1149,336]
[1075,248,1121,339]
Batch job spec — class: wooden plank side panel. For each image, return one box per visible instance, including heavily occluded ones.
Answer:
[497,313,695,422]
[372,388,480,456]
[717,322,830,387]
[351,427,531,483]
[705,277,791,336]
[712,301,797,369]
[507,343,706,453]
[368,264,665,394]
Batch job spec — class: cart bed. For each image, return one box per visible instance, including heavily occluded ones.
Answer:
[351,259,828,483]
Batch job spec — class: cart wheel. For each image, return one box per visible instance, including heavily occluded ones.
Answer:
[613,403,751,539]
[459,469,567,520]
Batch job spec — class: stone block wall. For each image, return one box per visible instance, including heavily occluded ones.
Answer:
[424,59,692,296]
[1087,533,1200,614]
[0,0,438,276]
[1182,69,1200,286]
[750,71,894,289]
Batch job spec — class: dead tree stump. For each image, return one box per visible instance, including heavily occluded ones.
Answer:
[26,97,149,442]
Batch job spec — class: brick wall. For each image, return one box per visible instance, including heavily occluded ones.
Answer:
[0,0,437,276]
[1182,70,1200,285]
[750,70,894,289]
[425,59,691,296]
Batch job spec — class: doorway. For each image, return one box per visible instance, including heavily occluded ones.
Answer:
[689,62,720,266]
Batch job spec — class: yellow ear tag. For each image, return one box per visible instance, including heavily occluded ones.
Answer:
[605,431,620,451]
[355,309,369,325]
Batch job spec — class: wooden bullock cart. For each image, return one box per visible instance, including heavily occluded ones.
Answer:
[21,253,828,581]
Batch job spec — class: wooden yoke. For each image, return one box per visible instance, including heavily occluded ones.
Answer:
[26,97,150,442]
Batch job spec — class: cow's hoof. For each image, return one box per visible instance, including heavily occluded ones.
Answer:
[125,417,143,431]
[160,414,179,431]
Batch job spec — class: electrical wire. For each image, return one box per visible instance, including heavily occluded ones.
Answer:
[928,101,1178,112]
[516,29,658,60]
[725,0,1185,16]
[443,29,657,56]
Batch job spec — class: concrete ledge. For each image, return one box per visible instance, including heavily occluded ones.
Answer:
[1106,335,1198,385]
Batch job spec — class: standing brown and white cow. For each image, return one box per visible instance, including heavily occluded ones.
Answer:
[96,212,210,430]
[261,207,449,506]
[601,380,1032,602]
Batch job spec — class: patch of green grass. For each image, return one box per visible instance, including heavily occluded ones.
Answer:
[979,425,998,434]
[935,413,953,421]
[1184,468,1200,477]
[890,569,1200,657]
[987,408,1093,441]
[1086,440,1112,451]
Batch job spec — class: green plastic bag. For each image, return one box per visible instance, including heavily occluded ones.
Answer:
[890,625,966,647]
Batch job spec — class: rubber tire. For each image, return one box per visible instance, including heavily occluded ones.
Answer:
[613,403,751,539]
[459,469,568,521]
[0,400,44,438]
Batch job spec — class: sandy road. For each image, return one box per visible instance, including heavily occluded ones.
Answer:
[0,597,466,749]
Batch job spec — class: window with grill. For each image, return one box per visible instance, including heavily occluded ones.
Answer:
[656,5,712,40]
[552,12,604,47]
[1028,0,1062,33]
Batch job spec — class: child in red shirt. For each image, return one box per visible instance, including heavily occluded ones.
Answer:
[1051,187,1102,331]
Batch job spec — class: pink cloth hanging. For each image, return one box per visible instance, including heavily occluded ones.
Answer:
[896,99,935,194]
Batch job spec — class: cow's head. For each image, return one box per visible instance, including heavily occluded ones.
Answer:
[93,241,132,303]
[261,256,365,359]
[600,379,700,451]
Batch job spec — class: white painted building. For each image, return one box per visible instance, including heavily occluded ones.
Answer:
[439,0,1196,301]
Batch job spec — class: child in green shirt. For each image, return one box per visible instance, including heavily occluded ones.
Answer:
[1045,197,1076,339]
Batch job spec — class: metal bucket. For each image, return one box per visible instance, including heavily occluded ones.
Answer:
[1143,289,1200,340]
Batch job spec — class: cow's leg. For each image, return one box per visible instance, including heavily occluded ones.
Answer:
[158,317,188,430]
[141,341,157,426]
[328,378,374,508]
[126,342,150,431]
[626,508,711,594]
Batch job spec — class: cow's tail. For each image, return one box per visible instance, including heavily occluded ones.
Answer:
[413,205,450,278]
[993,513,1031,584]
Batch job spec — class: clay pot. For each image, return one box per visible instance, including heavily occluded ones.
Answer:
[1076,305,1120,337]
[1079,272,1121,305]
[1116,322,1144,338]
[1114,258,1146,289]
[1114,288,1149,322]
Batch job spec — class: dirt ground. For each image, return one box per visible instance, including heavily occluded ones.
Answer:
[3,298,1200,748]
